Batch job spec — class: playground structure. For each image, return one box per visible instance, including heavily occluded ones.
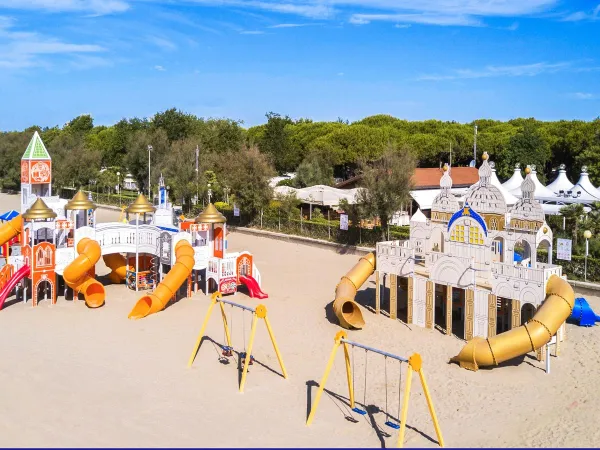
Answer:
[0,131,267,314]
[333,153,576,371]
[307,331,444,448]
[187,292,287,393]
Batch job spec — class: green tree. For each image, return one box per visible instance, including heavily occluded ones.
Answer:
[295,150,334,187]
[258,112,296,173]
[506,122,551,181]
[223,144,275,218]
[354,143,416,240]
[560,203,585,246]
[124,129,169,196]
[66,114,94,134]
[152,108,196,143]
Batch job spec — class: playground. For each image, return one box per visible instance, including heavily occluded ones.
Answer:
[1,189,600,447]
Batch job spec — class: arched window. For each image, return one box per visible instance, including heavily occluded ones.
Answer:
[490,217,498,231]
[450,225,465,242]
[468,226,484,245]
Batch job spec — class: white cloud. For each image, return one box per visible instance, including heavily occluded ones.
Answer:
[560,4,600,22]
[0,17,106,69]
[395,23,411,29]
[269,23,312,28]
[337,72,344,76]
[0,0,129,15]
[418,61,578,81]
[349,13,482,26]
[154,65,166,71]
[239,30,265,34]
[146,35,178,51]
[568,92,597,100]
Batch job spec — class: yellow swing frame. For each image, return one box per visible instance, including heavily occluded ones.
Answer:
[187,292,288,393]
[306,331,444,448]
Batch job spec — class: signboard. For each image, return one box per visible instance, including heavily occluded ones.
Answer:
[189,223,209,232]
[55,220,73,230]
[340,214,349,231]
[557,238,572,261]
[233,205,240,217]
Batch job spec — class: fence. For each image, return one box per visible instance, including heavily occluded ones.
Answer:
[211,204,409,247]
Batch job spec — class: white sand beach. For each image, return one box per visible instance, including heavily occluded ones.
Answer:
[0,193,599,448]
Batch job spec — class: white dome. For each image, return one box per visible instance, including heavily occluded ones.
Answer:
[410,208,427,223]
[463,154,507,215]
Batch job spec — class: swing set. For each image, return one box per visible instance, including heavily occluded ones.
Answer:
[187,292,288,393]
[307,331,444,448]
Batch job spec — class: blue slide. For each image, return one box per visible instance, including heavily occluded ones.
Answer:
[568,298,600,327]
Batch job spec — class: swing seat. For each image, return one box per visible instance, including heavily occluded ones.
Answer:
[385,421,400,430]
[222,346,233,357]
[352,407,367,415]
[240,352,255,365]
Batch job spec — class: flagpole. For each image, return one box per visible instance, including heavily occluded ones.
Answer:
[195,145,199,206]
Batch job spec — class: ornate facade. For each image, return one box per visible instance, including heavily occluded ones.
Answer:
[375,153,562,340]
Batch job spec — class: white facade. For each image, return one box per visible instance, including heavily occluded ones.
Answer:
[374,153,562,340]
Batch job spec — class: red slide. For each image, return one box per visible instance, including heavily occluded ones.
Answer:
[239,275,268,299]
[0,265,30,310]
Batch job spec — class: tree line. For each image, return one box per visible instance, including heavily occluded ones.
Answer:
[1,108,599,221]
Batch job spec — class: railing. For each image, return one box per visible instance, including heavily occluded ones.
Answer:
[208,256,236,279]
[376,241,413,259]
[537,263,563,280]
[491,261,545,283]
[425,251,473,269]
[253,264,262,287]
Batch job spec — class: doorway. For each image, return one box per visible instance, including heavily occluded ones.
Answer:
[497,297,512,334]
[521,303,536,325]
[452,288,465,340]
[36,280,53,304]
[434,284,448,332]
[397,276,409,323]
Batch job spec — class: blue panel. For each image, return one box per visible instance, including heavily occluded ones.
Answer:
[447,202,488,236]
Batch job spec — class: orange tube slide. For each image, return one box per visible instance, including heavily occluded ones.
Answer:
[0,215,21,246]
[333,252,376,329]
[63,238,106,308]
[128,240,195,319]
[450,274,574,371]
[103,254,127,284]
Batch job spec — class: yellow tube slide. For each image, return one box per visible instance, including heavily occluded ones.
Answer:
[333,252,376,329]
[63,238,106,308]
[450,274,574,371]
[0,215,21,246]
[103,253,127,284]
[128,240,195,319]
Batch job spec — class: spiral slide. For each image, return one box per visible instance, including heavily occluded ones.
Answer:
[333,252,376,329]
[103,254,127,284]
[128,240,195,319]
[63,238,106,308]
[450,274,575,371]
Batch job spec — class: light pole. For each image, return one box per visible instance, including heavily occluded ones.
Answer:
[584,230,592,281]
[224,186,230,204]
[117,171,121,207]
[207,183,212,204]
[147,145,153,199]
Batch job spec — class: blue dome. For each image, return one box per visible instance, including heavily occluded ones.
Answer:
[447,203,488,236]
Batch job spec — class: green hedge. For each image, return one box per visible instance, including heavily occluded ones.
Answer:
[538,249,600,282]
[59,187,138,208]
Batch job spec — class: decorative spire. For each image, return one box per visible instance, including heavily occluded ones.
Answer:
[440,163,452,191]
[521,165,536,201]
[478,152,492,187]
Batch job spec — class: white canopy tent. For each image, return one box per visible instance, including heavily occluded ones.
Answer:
[571,168,600,202]
[502,164,524,192]
[546,164,575,194]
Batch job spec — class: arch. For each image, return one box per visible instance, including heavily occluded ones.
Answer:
[520,286,539,307]
[494,282,513,300]
[521,302,536,325]
[35,279,53,304]
[430,256,471,288]
[536,239,551,264]
[513,239,532,266]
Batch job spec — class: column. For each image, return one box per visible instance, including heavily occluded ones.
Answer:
[425,280,434,329]
[375,271,381,315]
[511,299,521,329]
[488,294,497,338]
[390,274,397,320]
[407,276,413,324]
[446,285,452,336]
[465,289,475,341]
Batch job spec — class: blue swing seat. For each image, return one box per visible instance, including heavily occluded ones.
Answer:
[385,421,400,429]
[352,407,367,415]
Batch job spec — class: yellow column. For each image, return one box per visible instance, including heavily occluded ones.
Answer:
[390,274,398,320]
[465,289,475,341]
[487,294,497,338]
[445,285,452,336]
[511,299,521,329]
[425,280,434,329]
[375,271,381,315]
[407,276,413,324]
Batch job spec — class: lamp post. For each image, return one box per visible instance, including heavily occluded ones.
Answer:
[224,186,230,204]
[584,230,592,281]
[207,183,212,204]
[147,145,153,199]
[117,171,121,207]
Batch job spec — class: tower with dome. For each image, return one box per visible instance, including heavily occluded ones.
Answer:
[374,152,564,343]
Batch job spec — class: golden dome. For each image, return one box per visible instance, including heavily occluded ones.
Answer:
[195,203,226,224]
[23,198,57,220]
[65,190,96,211]
[126,194,156,214]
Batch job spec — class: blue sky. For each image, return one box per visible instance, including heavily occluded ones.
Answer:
[0,0,598,131]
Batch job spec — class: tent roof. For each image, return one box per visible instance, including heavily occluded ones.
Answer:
[546,165,575,194]
[22,131,51,160]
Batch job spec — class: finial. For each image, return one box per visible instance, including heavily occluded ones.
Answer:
[582,166,588,173]
[443,164,449,172]
[559,163,566,170]
[525,166,532,175]
[515,163,521,170]
[489,161,495,169]
[530,164,536,172]
[482,152,489,161]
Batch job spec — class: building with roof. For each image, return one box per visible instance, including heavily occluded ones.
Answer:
[374,152,563,341]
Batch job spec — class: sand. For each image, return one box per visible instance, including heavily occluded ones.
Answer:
[1,192,600,448]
